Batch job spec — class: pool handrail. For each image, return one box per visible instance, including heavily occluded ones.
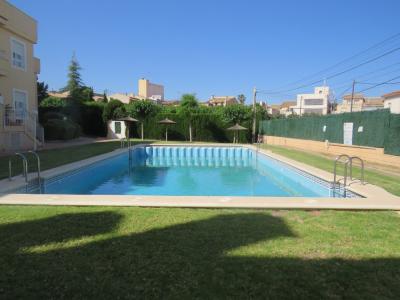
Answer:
[349,156,365,184]
[333,154,351,190]
[28,150,42,193]
[9,152,28,183]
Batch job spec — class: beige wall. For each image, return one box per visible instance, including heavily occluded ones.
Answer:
[0,0,39,113]
[0,0,39,151]
[263,135,400,167]
[138,78,164,101]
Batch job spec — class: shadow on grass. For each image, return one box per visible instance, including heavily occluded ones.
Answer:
[0,211,399,299]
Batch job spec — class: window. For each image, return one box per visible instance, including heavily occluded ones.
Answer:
[11,38,26,70]
[304,108,323,114]
[13,89,28,122]
[114,121,121,134]
[304,98,323,106]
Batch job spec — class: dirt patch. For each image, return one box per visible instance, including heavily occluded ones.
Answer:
[270,210,288,217]
[309,210,321,217]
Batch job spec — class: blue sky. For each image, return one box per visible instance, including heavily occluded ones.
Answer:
[10,0,400,103]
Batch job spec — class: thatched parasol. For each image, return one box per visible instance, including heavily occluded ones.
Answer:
[227,123,247,143]
[158,118,176,142]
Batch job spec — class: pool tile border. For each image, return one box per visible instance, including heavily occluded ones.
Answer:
[1,143,399,210]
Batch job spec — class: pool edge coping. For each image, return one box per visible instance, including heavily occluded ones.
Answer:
[1,143,399,210]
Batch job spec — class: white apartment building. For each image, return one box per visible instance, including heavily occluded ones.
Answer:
[292,86,331,116]
[383,90,400,114]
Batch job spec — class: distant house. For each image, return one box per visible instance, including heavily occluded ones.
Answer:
[92,93,104,101]
[48,91,69,98]
[107,93,135,104]
[383,90,400,114]
[267,104,281,115]
[207,96,238,107]
[279,101,297,116]
[336,93,384,113]
[160,100,180,106]
[49,91,104,101]
[292,86,331,115]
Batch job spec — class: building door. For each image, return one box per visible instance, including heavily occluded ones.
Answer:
[13,89,28,124]
[343,122,353,145]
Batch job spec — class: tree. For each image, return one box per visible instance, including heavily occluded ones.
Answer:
[62,54,84,101]
[179,94,199,142]
[222,104,251,124]
[102,99,124,121]
[81,86,94,102]
[127,100,159,140]
[101,91,108,103]
[238,94,246,105]
[37,81,49,104]
[39,96,66,108]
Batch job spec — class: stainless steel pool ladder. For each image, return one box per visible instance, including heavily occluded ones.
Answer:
[333,154,350,191]
[9,152,28,183]
[28,150,42,193]
[8,151,42,192]
[120,138,127,148]
[332,154,365,191]
[349,156,365,184]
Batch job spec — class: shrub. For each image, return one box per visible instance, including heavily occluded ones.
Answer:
[81,102,107,136]
[42,111,66,122]
[44,119,81,140]
[102,99,124,121]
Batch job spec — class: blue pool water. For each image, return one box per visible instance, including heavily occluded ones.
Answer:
[38,146,350,197]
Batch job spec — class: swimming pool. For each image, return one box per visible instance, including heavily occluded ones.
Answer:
[25,146,355,197]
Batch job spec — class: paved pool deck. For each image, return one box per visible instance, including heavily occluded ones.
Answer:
[1,143,399,210]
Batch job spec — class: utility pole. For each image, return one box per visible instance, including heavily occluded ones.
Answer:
[252,87,257,143]
[350,80,356,113]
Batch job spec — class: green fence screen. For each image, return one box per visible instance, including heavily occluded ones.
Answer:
[260,109,400,156]
[384,114,400,155]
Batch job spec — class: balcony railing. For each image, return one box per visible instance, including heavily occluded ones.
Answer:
[2,106,44,144]
[3,106,25,127]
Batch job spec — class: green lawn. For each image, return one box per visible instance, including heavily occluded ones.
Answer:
[0,206,399,298]
[261,144,400,197]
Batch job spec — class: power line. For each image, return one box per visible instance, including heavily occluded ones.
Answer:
[261,32,400,92]
[356,75,400,93]
[327,62,400,88]
[357,81,400,85]
[259,46,400,95]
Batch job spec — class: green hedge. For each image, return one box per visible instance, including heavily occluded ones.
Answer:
[129,113,253,143]
[44,119,81,140]
[81,102,107,137]
[384,114,400,155]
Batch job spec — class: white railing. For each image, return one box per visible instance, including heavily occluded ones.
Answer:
[2,106,44,148]
[3,106,24,127]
